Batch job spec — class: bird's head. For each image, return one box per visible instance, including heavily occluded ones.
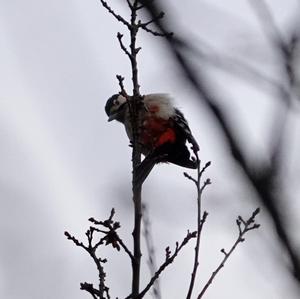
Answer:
[105,94,127,122]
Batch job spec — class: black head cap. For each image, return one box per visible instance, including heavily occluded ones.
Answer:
[105,94,120,116]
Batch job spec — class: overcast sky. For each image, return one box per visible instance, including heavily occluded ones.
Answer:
[1,0,300,298]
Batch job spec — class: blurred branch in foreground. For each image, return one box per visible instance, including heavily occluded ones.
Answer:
[137,0,300,286]
[142,203,162,299]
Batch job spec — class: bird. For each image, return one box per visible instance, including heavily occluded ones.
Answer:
[105,93,199,184]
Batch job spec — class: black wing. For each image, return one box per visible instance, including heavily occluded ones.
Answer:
[172,108,199,152]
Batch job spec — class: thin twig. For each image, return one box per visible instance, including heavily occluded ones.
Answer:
[80,283,100,299]
[197,208,260,298]
[186,159,211,299]
[89,213,134,261]
[104,287,111,299]
[66,209,131,298]
[116,75,128,98]
[65,229,108,298]
[139,23,173,37]
[139,12,164,27]
[64,231,87,250]
[125,231,197,299]
[99,0,131,28]
[126,0,133,10]
[117,234,135,261]
[117,32,132,58]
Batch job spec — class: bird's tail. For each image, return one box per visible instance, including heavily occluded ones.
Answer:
[133,153,167,188]
[172,158,198,169]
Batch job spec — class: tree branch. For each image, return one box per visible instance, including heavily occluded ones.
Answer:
[80,283,100,299]
[116,75,128,98]
[185,159,211,299]
[65,209,131,299]
[125,231,197,299]
[99,0,131,28]
[117,32,132,58]
[127,2,143,297]
[197,208,260,298]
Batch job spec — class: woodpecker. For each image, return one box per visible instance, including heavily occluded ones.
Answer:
[105,93,199,182]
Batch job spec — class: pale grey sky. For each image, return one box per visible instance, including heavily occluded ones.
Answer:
[0,0,300,298]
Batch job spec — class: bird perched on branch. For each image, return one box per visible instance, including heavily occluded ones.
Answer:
[105,93,199,183]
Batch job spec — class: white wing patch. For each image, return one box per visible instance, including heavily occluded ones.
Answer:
[143,94,175,119]
[173,108,200,152]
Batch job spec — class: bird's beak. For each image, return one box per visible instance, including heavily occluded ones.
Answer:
[108,113,117,122]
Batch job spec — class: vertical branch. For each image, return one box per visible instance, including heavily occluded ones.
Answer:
[130,1,141,98]
[101,2,175,297]
[128,1,142,297]
[184,159,211,299]
[100,3,143,295]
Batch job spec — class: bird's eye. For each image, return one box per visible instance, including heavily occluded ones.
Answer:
[113,99,119,106]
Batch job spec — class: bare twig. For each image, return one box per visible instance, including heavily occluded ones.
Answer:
[65,231,87,250]
[104,286,111,299]
[137,11,172,37]
[125,231,197,299]
[80,283,100,299]
[89,211,134,260]
[65,228,108,298]
[140,24,172,37]
[99,0,130,28]
[139,12,165,27]
[126,0,133,10]
[197,208,260,298]
[65,209,131,299]
[117,32,132,58]
[185,159,211,299]
[116,75,128,98]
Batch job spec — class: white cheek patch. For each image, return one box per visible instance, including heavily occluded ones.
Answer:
[117,95,127,106]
